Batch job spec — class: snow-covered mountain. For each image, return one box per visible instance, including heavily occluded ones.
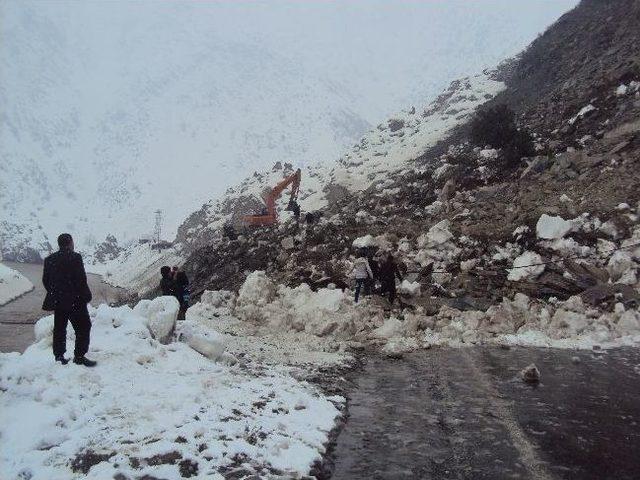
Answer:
[0,0,577,261]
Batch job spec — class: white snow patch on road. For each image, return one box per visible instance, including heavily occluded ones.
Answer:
[0,262,34,306]
[0,302,342,479]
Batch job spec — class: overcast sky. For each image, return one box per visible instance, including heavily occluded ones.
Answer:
[1,0,579,244]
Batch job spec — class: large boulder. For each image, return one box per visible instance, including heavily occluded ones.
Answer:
[133,296,180,344]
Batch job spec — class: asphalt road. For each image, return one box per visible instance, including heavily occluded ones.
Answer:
[0,261,124,353]
[329,347,640,480]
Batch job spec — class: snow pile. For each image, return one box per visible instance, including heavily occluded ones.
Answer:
[421,293,640,349]
[0,302,342,479]
[0,262,34,305]
[234,272,363,339]
[536,214,573,240]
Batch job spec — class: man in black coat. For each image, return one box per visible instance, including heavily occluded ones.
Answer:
[42,233,96,367]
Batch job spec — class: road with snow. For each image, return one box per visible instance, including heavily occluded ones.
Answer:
[329,347,640,480]
[0,261,125,353]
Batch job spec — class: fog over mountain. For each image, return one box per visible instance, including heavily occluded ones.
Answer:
[0,0,577,258]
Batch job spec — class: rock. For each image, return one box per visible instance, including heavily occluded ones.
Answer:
[520,156,551,178]
[571,356,581,364]
[520,363,541,384]
[281,237,295,250]
[388,118,405,132]
[507,251,544,281]
[607,251,634,282]
[536,214,573,240]
[318,321,339,337]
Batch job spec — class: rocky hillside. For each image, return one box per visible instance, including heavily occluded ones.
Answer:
[113,0,640,352]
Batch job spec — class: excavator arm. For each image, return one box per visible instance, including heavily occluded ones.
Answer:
[242,168,301,226]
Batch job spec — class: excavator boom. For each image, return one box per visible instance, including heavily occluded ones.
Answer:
[242,168,301,226]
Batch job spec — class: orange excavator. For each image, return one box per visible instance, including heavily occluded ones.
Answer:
[242,168,301,226]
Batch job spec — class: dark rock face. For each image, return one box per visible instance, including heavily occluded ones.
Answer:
[496,0,640,136]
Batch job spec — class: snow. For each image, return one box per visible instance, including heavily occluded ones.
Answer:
[133,296,180,343]
[536,214,573,240]
[423,219,454,246]
[92,243,183,295]
[0,301,342,479]
[352,234,377,248]
[478,148,498,160]
[568,104,596,124]
[399,280,421,296]
[0,262,34,305]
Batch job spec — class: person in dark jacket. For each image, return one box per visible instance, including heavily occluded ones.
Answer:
[379,252,403,306]
[160,266,175,296]
[365,252,379,296]
[174,270,190,320]
[42,233,96,366]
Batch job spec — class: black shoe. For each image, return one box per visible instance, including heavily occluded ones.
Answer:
[73,356,97,367]
[55,356,69,365]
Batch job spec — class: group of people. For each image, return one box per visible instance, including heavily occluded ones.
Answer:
[352,251,403,306]
[160,265,190,319]
[40,230,402,367]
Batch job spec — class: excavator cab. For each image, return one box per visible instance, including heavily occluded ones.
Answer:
[242,168,301,227]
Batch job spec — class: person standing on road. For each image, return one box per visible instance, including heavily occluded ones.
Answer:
[42,233,96,367]
[379,252,403,306]
[352,252,373,303]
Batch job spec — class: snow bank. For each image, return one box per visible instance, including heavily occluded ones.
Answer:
[0,263,34,305]
[0,302,342,479]
[234,272,363,339]
[422,294,640,349]
[536,214,573,240]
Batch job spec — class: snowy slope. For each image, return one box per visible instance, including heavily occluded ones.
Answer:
[177,73,504,247]
[1,1,577,261]
[0,263,34,305]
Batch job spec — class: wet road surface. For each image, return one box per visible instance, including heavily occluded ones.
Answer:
[330,347,640,480]
[0,262,124,353]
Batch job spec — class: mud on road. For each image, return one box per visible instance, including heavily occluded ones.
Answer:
[327,347,640,480]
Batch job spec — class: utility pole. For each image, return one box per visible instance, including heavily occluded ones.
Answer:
[153,210,162,243]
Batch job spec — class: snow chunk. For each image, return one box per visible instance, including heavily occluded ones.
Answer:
[479,148,498,160]
[133,296,180,343]
[352,234,377,249]
[372,318,404,339]
[399,280,421,296]
[536,214,573,240]
[607,251,635,282]
[616,84,628,96]
[568,104,596,124]
[0,263,34,306]
[507,251,545,281]
[423,219,454,246]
